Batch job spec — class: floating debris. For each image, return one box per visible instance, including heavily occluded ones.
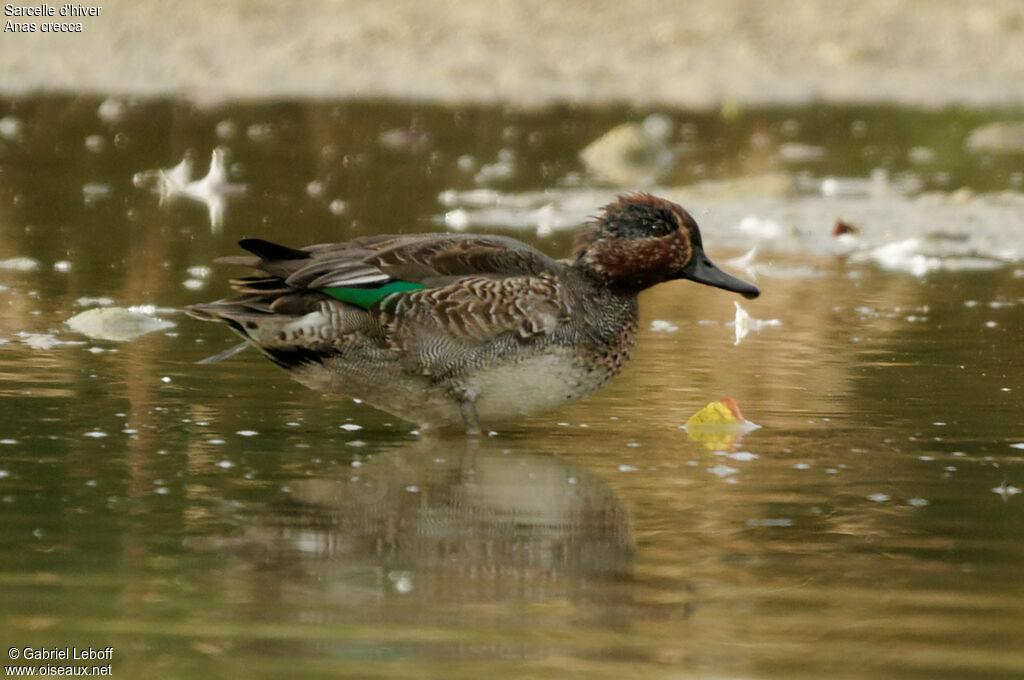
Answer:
[833,219,860,236]
[75,296,115,307]
[0,256,40,272]
[20,333,61,350]
[863,238,940,276]
[685,398,760,450]
[581,114,675,186]
[993,481,1021,502]
[649,319,679,333]
[778,142,824,162]
[727,451,759,461]
[378,127,431,152]
[708,464,740,478]
[66,307,175,342]
[474,148,517,185]
[82,183,112,205]
[965,121,1024,153]
[686,398,756,430]
[732,301,783,345]
[97,98,126,123]
[738,215,784,240]
[133,148,245,230]
[725,246,759,279]
[181,148,246,229]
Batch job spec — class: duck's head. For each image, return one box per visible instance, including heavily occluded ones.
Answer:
[573,193,760,298]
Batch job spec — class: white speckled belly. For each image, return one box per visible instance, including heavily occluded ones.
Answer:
[288,347,613,428]
[465,349,610,423]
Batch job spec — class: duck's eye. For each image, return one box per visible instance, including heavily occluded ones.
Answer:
[641,210,678,237]
[647,218,674,237]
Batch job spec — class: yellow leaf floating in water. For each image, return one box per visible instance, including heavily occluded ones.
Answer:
[684,398,760,450]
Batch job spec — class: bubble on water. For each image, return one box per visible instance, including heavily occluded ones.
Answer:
[618,464,638,472]
[84,134,106,153]
[215,120,237,140]
[709,464,740,478]
[97,98,126,123]
[0,115,24,140]
[306,180,325,198]
[83,430,107,438]
[908,498,929,507]
[217,460,234,469]
[236,430,258,437]
[339,423,363,431]
[867,493,890,502]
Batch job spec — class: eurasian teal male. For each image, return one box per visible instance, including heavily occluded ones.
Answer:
[186,194,759,433]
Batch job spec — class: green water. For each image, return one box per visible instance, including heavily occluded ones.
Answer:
[1,96,1023,679]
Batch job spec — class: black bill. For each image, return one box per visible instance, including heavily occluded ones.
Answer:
[678,251,760,299]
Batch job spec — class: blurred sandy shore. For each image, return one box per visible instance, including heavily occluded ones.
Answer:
[2,0,1023,107]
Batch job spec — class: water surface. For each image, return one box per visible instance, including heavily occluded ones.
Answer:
[1,96,1023,679]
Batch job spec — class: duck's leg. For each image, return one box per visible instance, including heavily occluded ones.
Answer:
[459,399,482,436]
[446,384,482,435]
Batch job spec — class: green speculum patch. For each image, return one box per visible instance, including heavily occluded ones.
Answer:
[322,280,428,309]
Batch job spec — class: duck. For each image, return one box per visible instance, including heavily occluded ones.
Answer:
[185,193,759,433]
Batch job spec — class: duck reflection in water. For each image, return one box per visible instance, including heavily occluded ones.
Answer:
[195,438,637,625]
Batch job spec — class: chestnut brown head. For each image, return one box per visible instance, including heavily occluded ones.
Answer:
[574,193,760,298]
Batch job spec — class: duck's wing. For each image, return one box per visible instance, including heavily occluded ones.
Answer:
[186,234,573,364]
[225,233,564,297]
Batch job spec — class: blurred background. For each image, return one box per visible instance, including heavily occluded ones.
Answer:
[2,2,1024,680]
[4,0,1024,107]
